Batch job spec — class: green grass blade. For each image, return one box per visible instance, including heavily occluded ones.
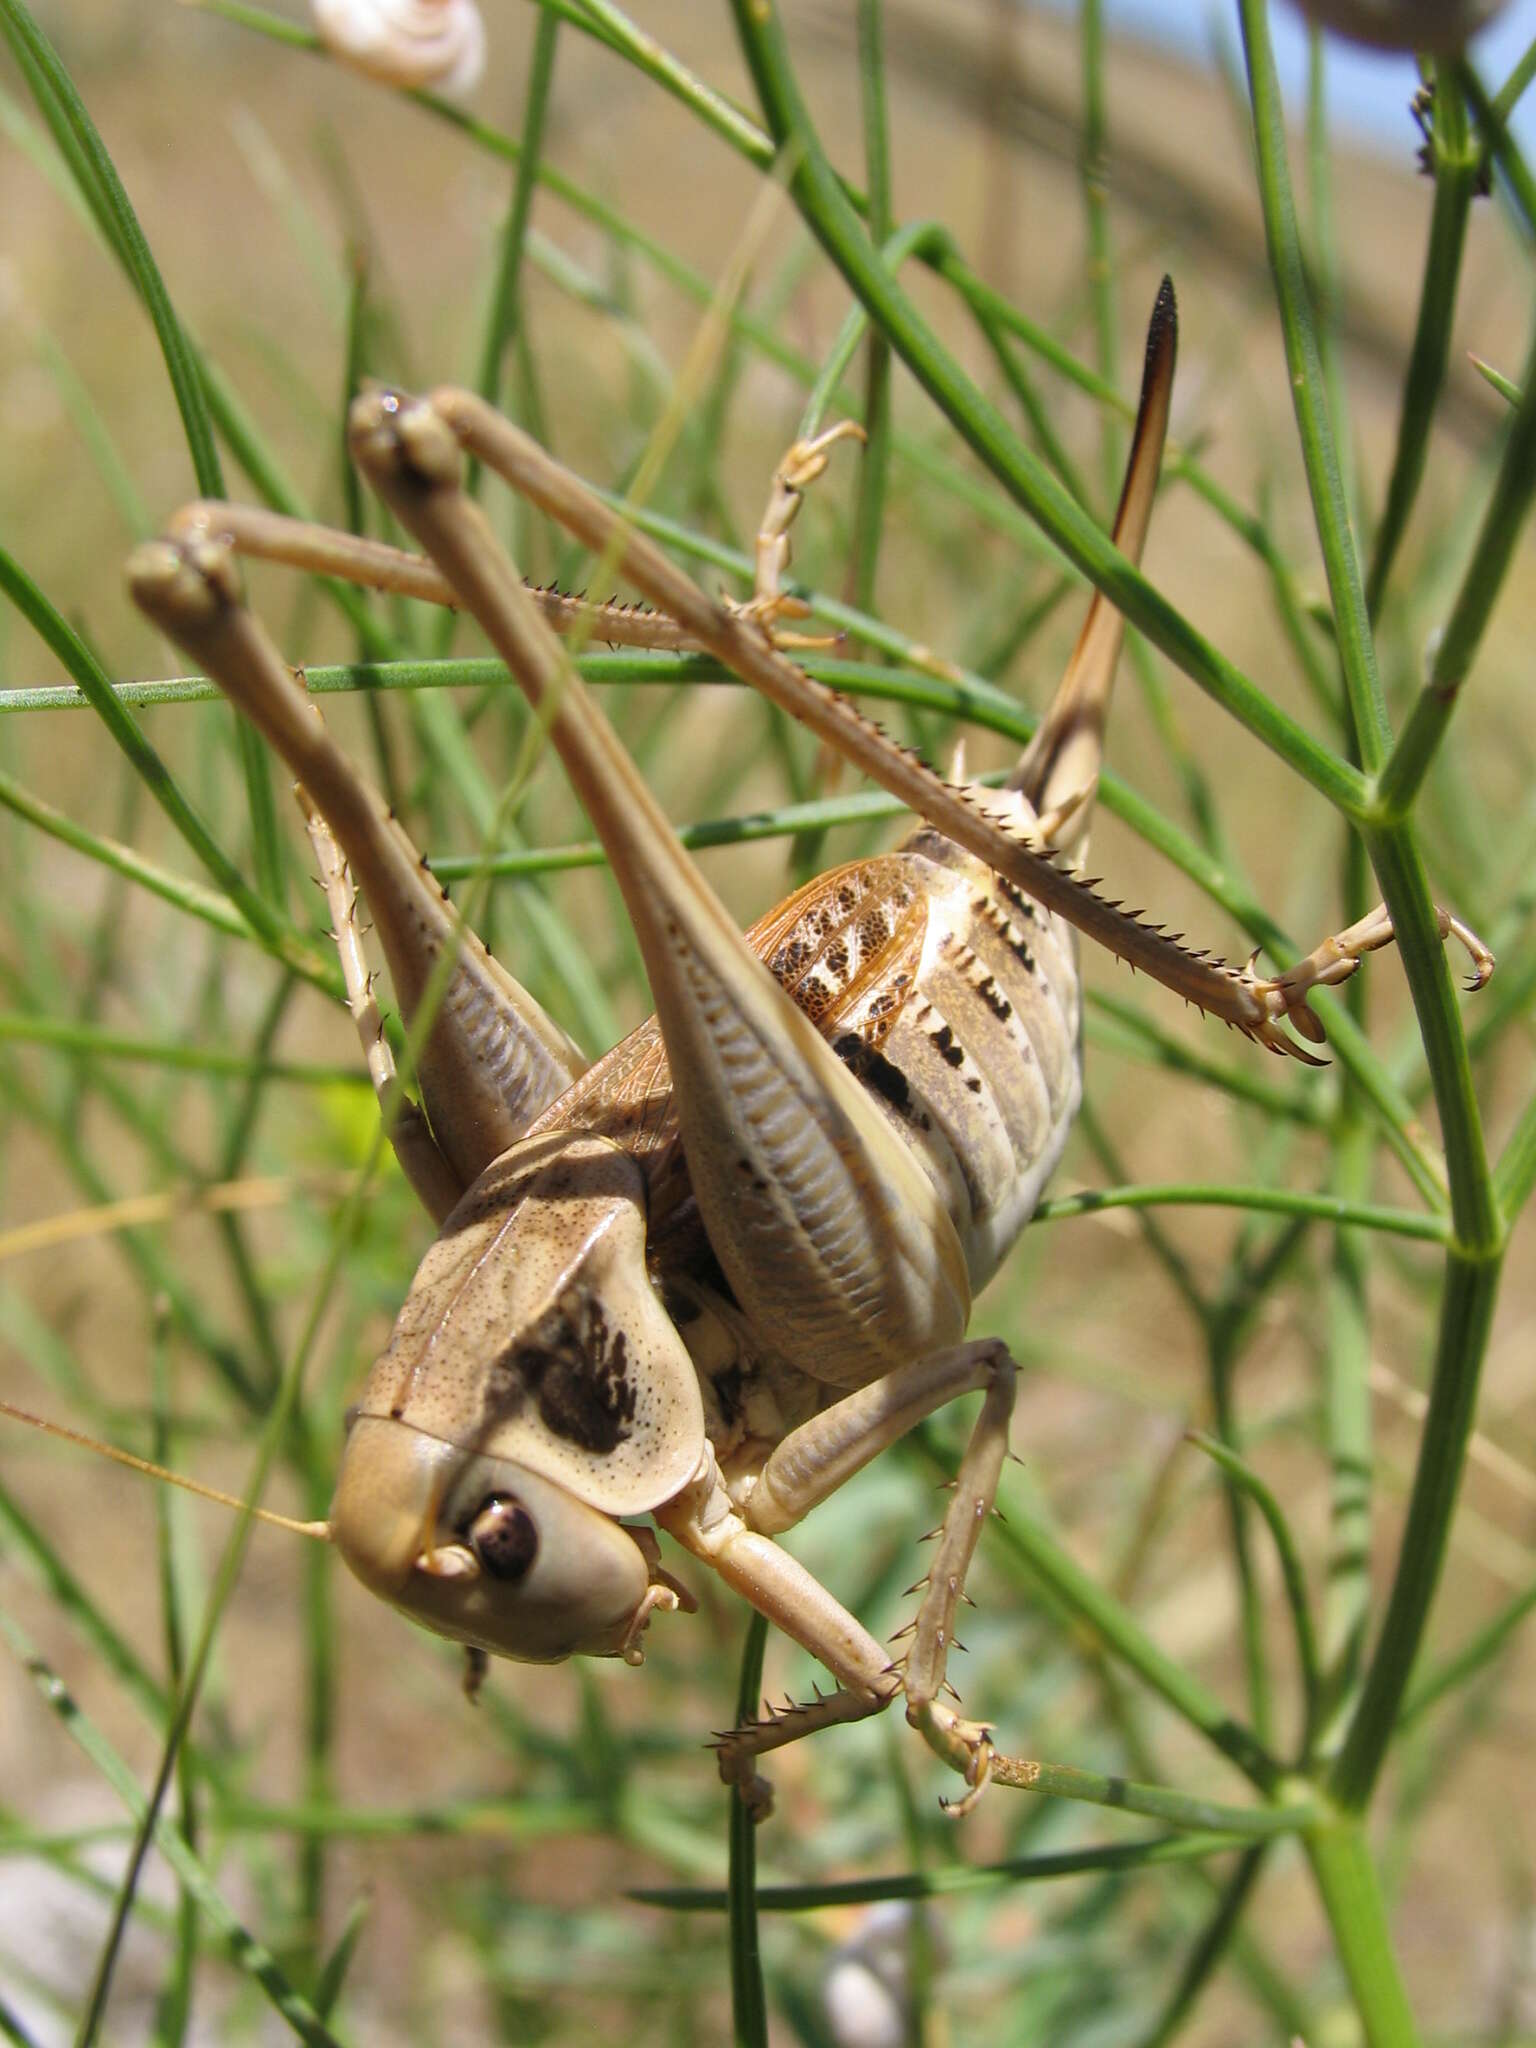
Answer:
[1186,1433,1321,1750]
[1364,65,1476,621]
[0,1613,343,2047]
[1032,1186,1444,1244]
[0,551,330,991]
[1237,0,1388,772]
[0,0,221,496]
[634,1830,1250,1910]
[728,1613,769,2048]
[1399,1569,1536,1730]
[1375,320,1536,822]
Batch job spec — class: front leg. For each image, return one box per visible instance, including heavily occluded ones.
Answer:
[664,1340,1019,1812]
[658,1467,902,1817]
[745,1339,1018,1812]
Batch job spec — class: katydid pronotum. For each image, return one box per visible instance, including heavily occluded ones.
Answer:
[12,283,1493,1816]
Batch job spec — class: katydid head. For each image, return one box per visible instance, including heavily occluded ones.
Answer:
[328,1417,668,1662]
[330,1131,706,1664]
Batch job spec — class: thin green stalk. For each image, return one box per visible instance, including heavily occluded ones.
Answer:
[1307,29,1361,549]
[1374,316,1536,821]
[547,0,774,174]
[0,766,260,949]
[74,1122,389,2040]
[1139,1845,1272,2048]
[32,323,150,540]
[1031,1185,1444,1244]
[1317,1121,1375,1758]
[851,0,892,622]
[2,1065,260,1410]
[986,1472,1279,1792]
[1494,32,1536,117]
[1330,1245,1502,1808]
[0,0,219,495]
[1172,457,1340,722]
[1085,993,1323,1124]
[149,1314,196,2048]
[635,1832,1250,1911]
[0,0,281,900]
[1468,352,1521,406]
[1463,58,1536,236]
[1365,65,1476,621]
[1493,1089,1536,1222]
[1399,1569,1536,1729]
[1238,0,1388,772]
[0,1615,342,2048]
[1302,1818,1420,2048]
[0,1481,169,1730]
[0,553,329,991]
[0,1013,364,1086]
[728,1613,769,2048]
[471,8,559,441]
[987,1758,1315,1839]
[1080,0,1119,510]
[729,0,1368,818]
[1207,1299,1272,1754]
[1187,1434,1321,1751]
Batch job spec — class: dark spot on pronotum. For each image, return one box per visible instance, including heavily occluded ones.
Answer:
[491,1295,638,1454]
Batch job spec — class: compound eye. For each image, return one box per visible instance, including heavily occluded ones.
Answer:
[465,1495,539,1583]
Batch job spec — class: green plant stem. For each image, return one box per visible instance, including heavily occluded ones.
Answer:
[1302,1818,1420,2047]
[636,1832,1256,1912]
[1318,1119,1374,1756]
[851,0,892,622]
[550,0,773,173]
[472,8,558,434]
[1080,0,1119,509]
[1238,0,1388,772]
[75,1124,389,2038]
[1365,65,1476,621]
[729,0,1366,817]
[988,1759,1314,1839]
[1186,1435,1321,1748]
[0,1012,364,1085]
[1331,1241,1502,1809]
[986,1474,1278,1792]
[1400,1568,1536,1729]
[0,766,256,946]
[728,1613,769,2048]
[1033,1185,1442,1242]
[1462,59,1536,235]
[0,0,281,902]
[1140,1845,1273,2048]
[1374,317,1536,821]
[1493,1090,1536,1222]
[0,558,328,993]
[0,1615,342,2047]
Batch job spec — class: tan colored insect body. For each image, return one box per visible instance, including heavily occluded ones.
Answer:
[112,283,1487,1811]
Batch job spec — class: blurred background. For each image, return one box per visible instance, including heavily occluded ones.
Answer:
[0,2,1533,2041]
